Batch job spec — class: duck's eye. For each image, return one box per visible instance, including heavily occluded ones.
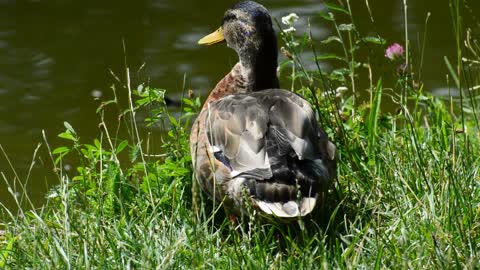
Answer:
[222,14,237,24]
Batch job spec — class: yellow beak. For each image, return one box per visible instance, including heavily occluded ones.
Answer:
[198,27,225,45]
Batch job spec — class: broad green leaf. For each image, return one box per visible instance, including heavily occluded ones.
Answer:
[52,146,70,155]
[361,36,386,45]
[314,54,346,62]
[58,132,75,141]
[319,12,334,21]
[64,121,76,135]
[116,140,129,154]
[94,139,101,149]
[168,115,178,126]
[321,36,342,44]
[324,2,350,14]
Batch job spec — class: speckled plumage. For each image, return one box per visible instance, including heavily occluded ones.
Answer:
[190,1,337,218]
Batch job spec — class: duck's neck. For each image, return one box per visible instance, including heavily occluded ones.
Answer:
[203,40,279,108]
[238,39,279,92]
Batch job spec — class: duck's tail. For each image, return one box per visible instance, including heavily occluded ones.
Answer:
[244,156,332,218]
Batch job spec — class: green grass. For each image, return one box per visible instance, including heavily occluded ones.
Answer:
[1,1,480,269]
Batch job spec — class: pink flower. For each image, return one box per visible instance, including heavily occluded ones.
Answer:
[385,43,404,61]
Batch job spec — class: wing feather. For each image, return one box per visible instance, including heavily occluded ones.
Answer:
[207,95,272,179]
[203,88,335,215]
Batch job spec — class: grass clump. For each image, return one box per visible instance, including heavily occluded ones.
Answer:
[1,1,480,269]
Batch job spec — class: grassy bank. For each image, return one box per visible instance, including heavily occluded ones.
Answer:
[1,1,479,268]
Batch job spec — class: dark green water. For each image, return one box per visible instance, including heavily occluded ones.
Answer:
[1,0,479,211]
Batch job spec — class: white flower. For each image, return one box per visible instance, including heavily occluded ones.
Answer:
[283,26,296,33]
[287,41,299,47]
[335,86,348,97]
[281,13,299,26]
[336,86,348,92]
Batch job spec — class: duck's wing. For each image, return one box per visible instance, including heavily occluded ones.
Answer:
[205,89,336,217]
[205,94,272,180]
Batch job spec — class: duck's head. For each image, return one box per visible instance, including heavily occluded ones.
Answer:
[199,1,279,90]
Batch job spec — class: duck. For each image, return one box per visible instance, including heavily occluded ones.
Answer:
[190,1,337,218]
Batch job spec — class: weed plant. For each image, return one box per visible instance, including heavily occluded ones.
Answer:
[1,1,479,269]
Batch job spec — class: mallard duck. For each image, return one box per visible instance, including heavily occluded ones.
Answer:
[190,1,337,218]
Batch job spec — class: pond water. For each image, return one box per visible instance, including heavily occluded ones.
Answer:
[1,0,479,212]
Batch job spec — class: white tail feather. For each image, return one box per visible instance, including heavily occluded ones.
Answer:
[255,197,317,218]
